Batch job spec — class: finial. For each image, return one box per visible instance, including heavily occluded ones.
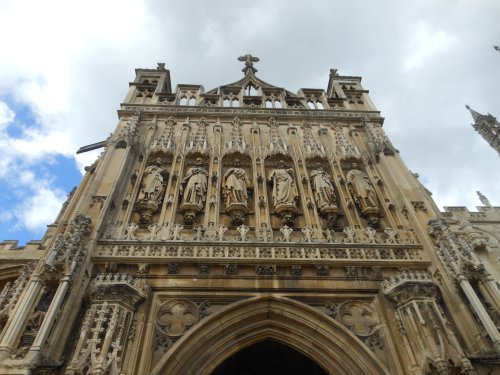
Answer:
[476,191,492,207]
[330,68,338,77]
[465,104,470,110]
[494,45,500,52]
[238,54,259,74]
[157,62,166,70]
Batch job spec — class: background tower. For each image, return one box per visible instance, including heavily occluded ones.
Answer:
[466,105,500,156]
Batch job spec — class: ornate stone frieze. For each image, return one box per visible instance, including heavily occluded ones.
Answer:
[120,104,382,121]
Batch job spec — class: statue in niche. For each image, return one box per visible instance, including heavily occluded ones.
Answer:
[223,160,252,206]
[310,166,337,208]
[223,160,252,225]
[180,158,208,224]
[346,167,378,210]
[310,165,340,228]
[346,165,380,227]
[269,160,298,207]
[137,158,166,204]
[268,160,298,226]
[136,158,167,224]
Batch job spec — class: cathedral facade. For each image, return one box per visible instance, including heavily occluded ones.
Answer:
[0,57,498,374]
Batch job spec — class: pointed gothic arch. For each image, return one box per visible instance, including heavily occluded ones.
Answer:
[151,296,389,375]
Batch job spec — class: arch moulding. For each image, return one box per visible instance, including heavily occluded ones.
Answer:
[151,295,390,375]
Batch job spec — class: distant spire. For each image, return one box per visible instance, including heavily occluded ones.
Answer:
[465,104,484,123]
[238,54,259,75]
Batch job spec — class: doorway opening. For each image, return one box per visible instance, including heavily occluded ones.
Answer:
[211,339,328,375]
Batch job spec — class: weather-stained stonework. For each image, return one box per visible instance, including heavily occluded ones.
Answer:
[0,57,498,374]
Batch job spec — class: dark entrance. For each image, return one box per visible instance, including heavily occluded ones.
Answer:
[211,339,328,375]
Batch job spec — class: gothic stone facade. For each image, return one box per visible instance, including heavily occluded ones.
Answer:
[0,57,499,374]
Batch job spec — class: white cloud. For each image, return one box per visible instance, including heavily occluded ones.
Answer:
[403,21,459,71]
[18,185,66,232]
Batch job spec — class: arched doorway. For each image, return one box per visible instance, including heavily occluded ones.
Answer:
[212,339,328,375]
[152,296,389,375]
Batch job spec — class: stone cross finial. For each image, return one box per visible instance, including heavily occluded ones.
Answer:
[238,54,259,74]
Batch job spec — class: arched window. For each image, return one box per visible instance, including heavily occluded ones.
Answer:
[179,97,188,105]
[188,97,196,106]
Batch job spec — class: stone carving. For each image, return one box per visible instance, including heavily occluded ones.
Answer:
[337,301,378,337]
[333,123,361,161]
[346,166,380,227]
[256,265,276,276]
[269,160,299,226]
[123,222,139,240]
[384,227,398,244]
[0,263,35,328]
[343,226,356,243]
[383,270,474,374]
[150,116,176,155]
[135,157,168,224]
[324,229,335,243]
[238,54,259,73]
[363,115,397,157]
[193,225,205,241]
[302,121,325,158]
[310,166,340,227]
[363,226,377,244]
[114,109,141,148]
[97,243,423,262]
[157,299,200,337]
[225,116,248,154]
[301,227,315,243]
[67,274,146,375]
[180,159,208,224]
[316,264,330,276]
[258,226,273,242]
[476,191,492,207]
[171,224,184,241]
[265,117,289,157]
[42,214,91,280]
[223,161,252,225]
[148,224,161,240]
[186,118,210,155]
[215,225,228,241]
[280,225,294,242]
[236,224,250,242]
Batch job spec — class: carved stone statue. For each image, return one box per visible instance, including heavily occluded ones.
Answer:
[137,158,166,203]
[136,158,167,224]
[476,191,492,207]
[346,166,380,227]
[310,167,337,208]
[269,161,298,207]
[223,164,251,206]
[268,160,298,226]
[223,161,252,225]
[180,159,208,224]
[346,168,378,210]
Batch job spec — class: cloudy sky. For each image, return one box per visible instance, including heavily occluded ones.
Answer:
[1,0,499,244]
